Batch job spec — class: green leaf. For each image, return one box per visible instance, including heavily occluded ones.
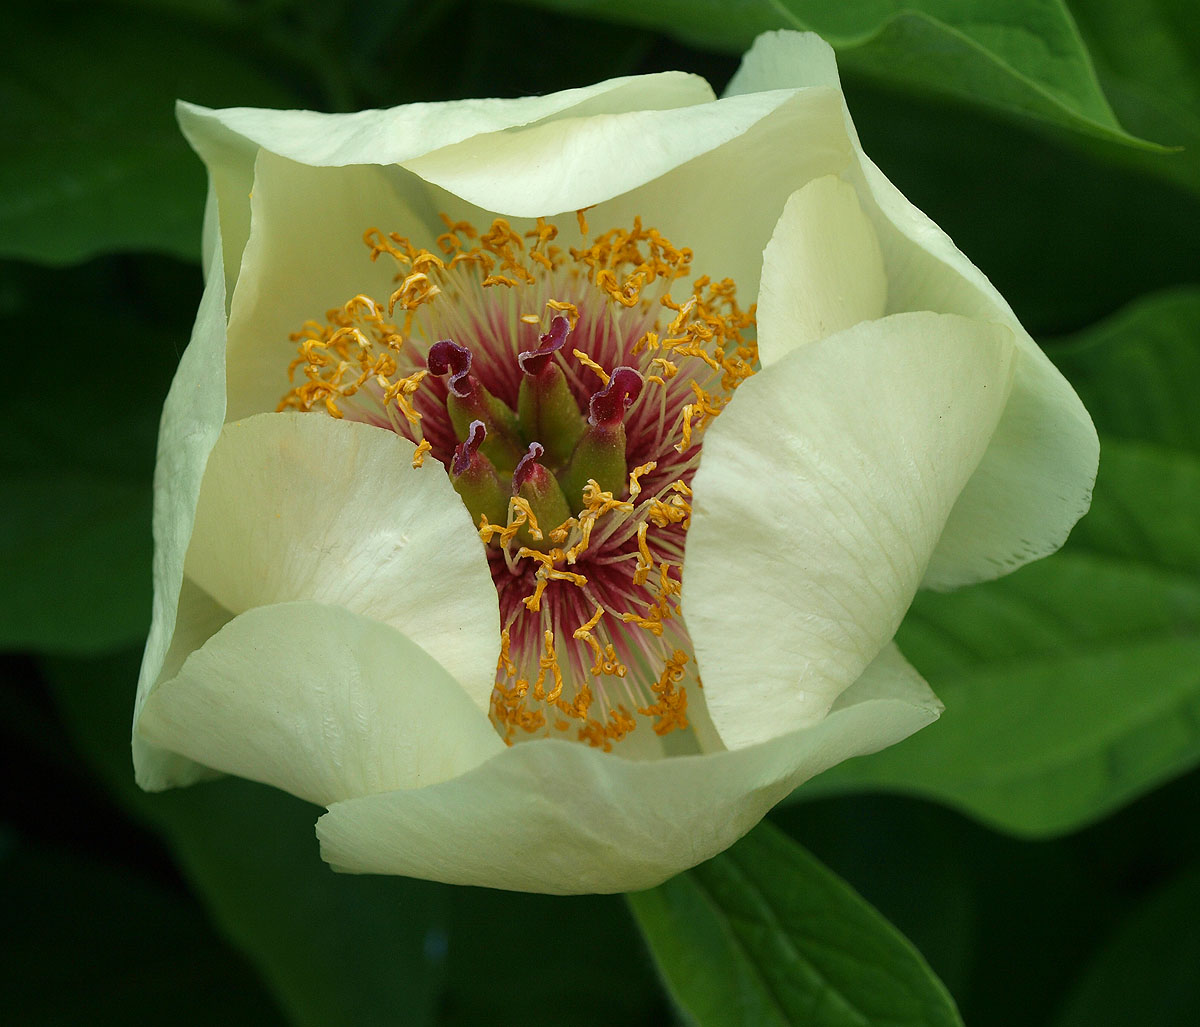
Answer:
[836,75,1200,334]
[1051,286,1200,452]
[0,830,287,1025]
[1070,0,1200,196]
[627,820,963,1027]
[512,0,1158,147]
[803,288,1200,836]
[0,260,183,653]
[1053,864,1200,1027]
[0,4,299,264]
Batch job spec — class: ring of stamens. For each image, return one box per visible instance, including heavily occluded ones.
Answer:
[279,212,756,751]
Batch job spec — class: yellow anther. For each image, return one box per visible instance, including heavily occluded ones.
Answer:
[647,495,690,528]
[508,495,542,542]
[411,439,432,469]
[526,217,558,252]
[581,481,634,517]
[638,650,690,736]
[634,521,654,587]
[532,631,565,704]
[649,356,678,379]
[572,348,610,385]
[548,517,576,545]
[628,461,657,501]
[497,628,516,678]
[546,299,580,328]
[522,576,549,612]
[482,274,519,288]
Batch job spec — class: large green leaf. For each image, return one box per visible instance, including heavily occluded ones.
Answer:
[1052,864,1200,1027]
[1070,0,1200,196]
[0,4,298,264]
[628,820,962,1027]
[803,289,1200,836]
[512,0,1157,147]
[836,76,1200,335]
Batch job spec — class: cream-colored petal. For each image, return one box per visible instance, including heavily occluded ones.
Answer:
[590,86,850,308]
[133,240,229,789]
[180,73,713,169]
[756,176,887,365]
[224,150,431,423]
[923,360,1097,588]
[729,30,1098,587]
[315,641,939,894]
[177,73,713,294]
[134,580,232,791]
[185,412,500,711]
[684,312,1015,751]
[404,89,804,219]
[725,31,841,98]
[855,165,1099,588]
[400,83,851,324]
[137,602,504,808]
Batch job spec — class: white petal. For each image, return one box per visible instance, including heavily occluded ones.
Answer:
[756,176,887,365]
[405,89,805,219]
[137,602,504,807]
[315,642,939,894]
[134,580,232,791]
[185,412,500,711]
[684,312,1015,750]
[729,30,1098,587]
[590,85,851,308]
[224,150,431,423]
[725,31,842,97]
[133,240,228,789]
[177,74,713,295]
[180,73,713,169]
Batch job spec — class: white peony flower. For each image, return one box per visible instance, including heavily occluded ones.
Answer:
[132,31,1097,894]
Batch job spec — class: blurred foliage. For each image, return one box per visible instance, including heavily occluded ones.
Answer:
[3,0,1199,1023]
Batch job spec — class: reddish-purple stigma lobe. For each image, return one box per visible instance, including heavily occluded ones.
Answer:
[588,366,644,428]
[427,339,475,398]
[517,315,571,377]
[451,419,486,476]
[511,442,546,493]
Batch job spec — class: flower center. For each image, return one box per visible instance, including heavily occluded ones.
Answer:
[279,213,757,751]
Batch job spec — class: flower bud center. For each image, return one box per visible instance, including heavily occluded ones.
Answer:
[279,214,757,752]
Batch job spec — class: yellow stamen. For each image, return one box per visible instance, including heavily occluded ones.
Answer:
[411,439,432,469]
[572,348,610,386]
[628,461,657,501]
[638,649,690,735]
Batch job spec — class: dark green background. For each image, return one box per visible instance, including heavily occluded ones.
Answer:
[4,1,1198,1023]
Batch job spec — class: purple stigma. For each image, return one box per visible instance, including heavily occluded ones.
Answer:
[427,339,474,399]
[451,420,486,476]
[517,315,571,377]
[588,366,644,428]
[511,442,546,494]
